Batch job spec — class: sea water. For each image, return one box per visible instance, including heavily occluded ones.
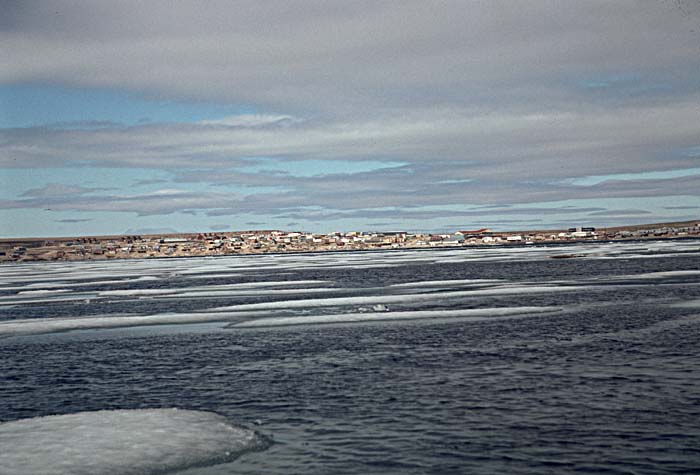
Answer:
[1,240,700,474]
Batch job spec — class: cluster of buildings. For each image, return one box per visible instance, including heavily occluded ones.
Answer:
[1,222,698,263]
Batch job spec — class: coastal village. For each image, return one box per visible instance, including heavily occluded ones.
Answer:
[1,220,698,263]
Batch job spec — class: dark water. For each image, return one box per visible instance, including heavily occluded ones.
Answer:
[2,241,700,474]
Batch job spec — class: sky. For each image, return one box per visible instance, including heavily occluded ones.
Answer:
[1,0,699,238]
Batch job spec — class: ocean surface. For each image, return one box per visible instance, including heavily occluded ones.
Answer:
[1,240,700,474]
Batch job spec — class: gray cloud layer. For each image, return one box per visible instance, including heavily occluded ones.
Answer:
[1,1,699,230]
[4,1,699,109]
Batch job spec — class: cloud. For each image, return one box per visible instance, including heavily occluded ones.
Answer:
[663,205,700,210]
[193,168,700,214]
[1,188,243,216]
[199,114,299,128]
[21,183,109,198]
[1,165,697,227]
[3,1,698,109]
[44,120,123,129]
[587,209,652,217]
[54,218,93,223]
[4,103,700,175]
[1,1,699,234]
[269,206,609,223]
[133,178,170,186]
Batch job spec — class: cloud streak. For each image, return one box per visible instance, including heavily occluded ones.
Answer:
[0,188,243,216]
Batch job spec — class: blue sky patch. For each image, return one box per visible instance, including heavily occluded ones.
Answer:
[0,85,253,128]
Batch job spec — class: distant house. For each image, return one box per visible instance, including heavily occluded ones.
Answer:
[571,231,591,238]
[162,238,189,244]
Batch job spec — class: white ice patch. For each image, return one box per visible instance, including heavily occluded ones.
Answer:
[210,285,587,312]
[182,273,242,279]
[0,302,562,336]
[0,293,98,306]
[670,299,700,309]
[96,280,330,298]
[16,289,72,296]
[0,311,250,337]
[98,289,180,297]
[0,409,267,475]
[214,280,329,288]
[390,279,501,288]
[233,306,560,327]
[21,276,159,290]
[169,287,341,299]
[618,270,700,280]
[0,270,161,285]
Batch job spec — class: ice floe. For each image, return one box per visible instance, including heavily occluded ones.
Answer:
[389,279,502,287]
[0,300,567,337]
[16,289,72,296]
[96,280,330,298]
[670,299,700,308]
[209,285,588,312]
[0,311,252,337]
[98,288,180,297]
[232,306,560,327]
[618,270,700,279]
[0,293,99,306]
[0,280,335,307]
[0,409,267,475]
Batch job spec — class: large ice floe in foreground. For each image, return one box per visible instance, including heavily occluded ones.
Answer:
[0,409,268,475]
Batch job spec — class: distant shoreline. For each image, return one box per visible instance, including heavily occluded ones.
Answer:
[1,219,697,264]
[3,235,700,267]
[2,219,698,243]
